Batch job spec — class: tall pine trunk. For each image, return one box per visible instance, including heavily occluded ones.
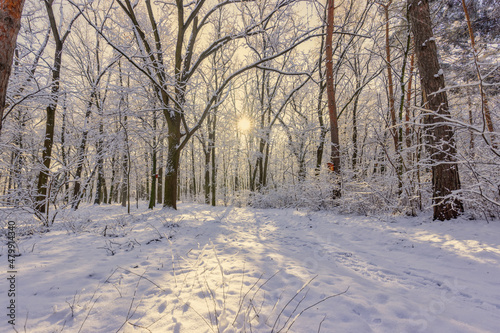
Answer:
[409,0,463,220]
[0,0,25,136]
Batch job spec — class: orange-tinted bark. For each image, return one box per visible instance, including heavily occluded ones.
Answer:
[0,0,25,135]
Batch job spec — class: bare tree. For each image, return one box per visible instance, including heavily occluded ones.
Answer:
[72,0,321,209]
[35,1,80,214]
[461,0,495,148]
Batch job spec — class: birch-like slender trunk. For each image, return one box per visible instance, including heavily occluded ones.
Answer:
[325,0,341,197]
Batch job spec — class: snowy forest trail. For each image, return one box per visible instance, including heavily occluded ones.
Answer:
[2,203,500,332]
[209,207,500,332]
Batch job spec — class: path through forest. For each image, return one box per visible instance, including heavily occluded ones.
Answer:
[2,203,500,332]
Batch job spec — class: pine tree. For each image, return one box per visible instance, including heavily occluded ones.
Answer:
[0,0,25,137]
[408,0,464,220]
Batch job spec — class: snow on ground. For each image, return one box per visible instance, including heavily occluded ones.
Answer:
[1,203,500,333]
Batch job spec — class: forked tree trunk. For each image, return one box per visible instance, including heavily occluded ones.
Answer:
[409,0,463,220]
[0,0,25,137]
[36,0,79,214]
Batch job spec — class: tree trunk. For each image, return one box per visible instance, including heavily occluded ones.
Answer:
[120,120,129,208]
[409,0,463,220]
[262,119,270,188]
[35,69,59,214]
[163,116,181,209]
[352,71,360,170]
[60,95,69,203]
[72,97,93,209]
[382,1,403,196]
[210,113,217,206]
[94,128,105,205]
[157,166,163,203]
[383,1,398,149]
[315,85,327,175]
[149,147,157,209]
[467,85,474,153]
[461,0,495,147]
[203,137,211,204]
[190,141,196,198]
[0,0,25,137]
[109,154,117,203]
[36,0,75,214]
[325,0,341,197]
[315,6,327,176]
[405,52,414,149]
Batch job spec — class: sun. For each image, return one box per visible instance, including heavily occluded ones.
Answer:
[237,117,252,133]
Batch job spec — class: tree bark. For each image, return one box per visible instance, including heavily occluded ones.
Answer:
[315,6,327,176]
[210,112,217,206]
[36,1,64,214]
[409,0,463,220]
[148,111,157,209]
[120,115,129,208]
[461,0,495,147]
[72,96,94,209]
[325,0,341,197]
[36,0,79,214]
[405,52,414,149]
[109,154,117,203]
[0,0,25,137]
[94,117,105,204]
[203,129,211,204]
[383,1,398,149]
[163,116,181,209]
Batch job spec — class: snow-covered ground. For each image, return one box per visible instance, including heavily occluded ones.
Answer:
[1,203,500,332]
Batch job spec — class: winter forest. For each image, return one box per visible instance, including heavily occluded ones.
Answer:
[1,0,500,332]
